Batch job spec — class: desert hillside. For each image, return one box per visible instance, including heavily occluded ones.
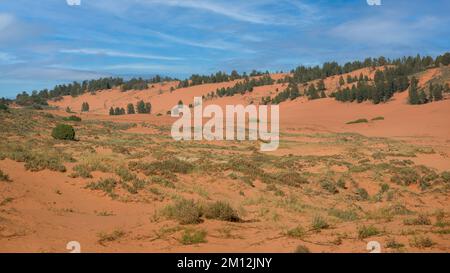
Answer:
[1,59,450,253]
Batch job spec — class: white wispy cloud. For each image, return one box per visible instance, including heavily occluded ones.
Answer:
[147,30,244,51]
[104,63,194,73]
[331,16,441,46]
[59,48,184,61]
[0,52,23,65]
[0,66,108,81]
[0,13,15,30]
[136,0,318,26]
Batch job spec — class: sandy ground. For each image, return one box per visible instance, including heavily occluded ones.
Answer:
[1,67,450,253]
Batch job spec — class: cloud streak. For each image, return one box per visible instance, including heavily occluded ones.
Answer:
[330,16,441,46]
[142,0,317,26]
[59,48,184,61]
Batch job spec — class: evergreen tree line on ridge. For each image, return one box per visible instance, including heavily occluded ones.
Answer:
[7,52,450,108]
[109,100,152,116]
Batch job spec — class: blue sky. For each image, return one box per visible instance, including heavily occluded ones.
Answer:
[0,0,449,98]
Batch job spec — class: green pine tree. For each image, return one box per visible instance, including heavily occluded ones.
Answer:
[136,100,146,113]
[127,103,135,114]
[418,90,428,104]
[145,102,152,114]
[339,76,345,86]
[408,77,420,105]
[81,102,89,112]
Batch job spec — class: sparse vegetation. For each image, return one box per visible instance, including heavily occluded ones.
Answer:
[404,214,432,226]
[320,179,338,194]
[311,215,329,230]
[410,236,434,248]
[386,238,404,249]
[63,115,81,122]
[328,208,359,221]
[346,118,368,125]
[294,245,311,253]
[358,225,380,239]
[203,201,240,222]
[97,229,125,245]
[180,229,207,245]
[0,169,11,182]
[86,178,118,198]
[286,226,306,238]
[164,199,202,225]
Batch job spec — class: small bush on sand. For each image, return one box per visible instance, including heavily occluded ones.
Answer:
[24,152,67,172]
[441,171,450,183]
[70,164,93,178]
[0,103,9,111]
[410,236,434,248]
[390,167,420,186]
[355,188,369,201]
[0,169,11,182]
[63,115,81,122]
[294,245,311,253]
[346,118,368,125]
[358,225,380,239]
[286,226,306,238]
[320,179,338,194]
[203,201,240,222]
[403,214,432,226]
[97,229,125,245]
[272,171,309,187]
[180,229,207,245]
[129,158,194,176]
[371,116,384,121]
[328,208,359,221]
[385,238,404,249]
[311,215,329,230]
[164,199,202,225]
[86,178,118,198]
[52,124,75,140]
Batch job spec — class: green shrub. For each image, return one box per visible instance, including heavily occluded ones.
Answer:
[97,229,125,245]
[346,118,368,124]
[115,167,137,182]
[410,236,434,248]
[358,225,380,239]
[380,183,390,193]
[441,171,450,183]
[403,214,431,226]
[51,124,75,140]
[86,178,118,198]
[70,164,93,178]
[371,116,385,121]
[356,188,369,201]
[24,153,67,172]
[286,226,306,238]
[328,208,359,221]
[63,115,81,122]
[0,169,11,182]
[385,238,404,249]
[336,177,347,189]
[0,103,9,111]
[390,167,420,186]
[320,179,338,194]
[164,199,202,225]
[130,158,194,176]
[180,229,207,245]
[271,171,309,187]
[294,245,310,253]
[203,201,240,222]
[311,215,329,230]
